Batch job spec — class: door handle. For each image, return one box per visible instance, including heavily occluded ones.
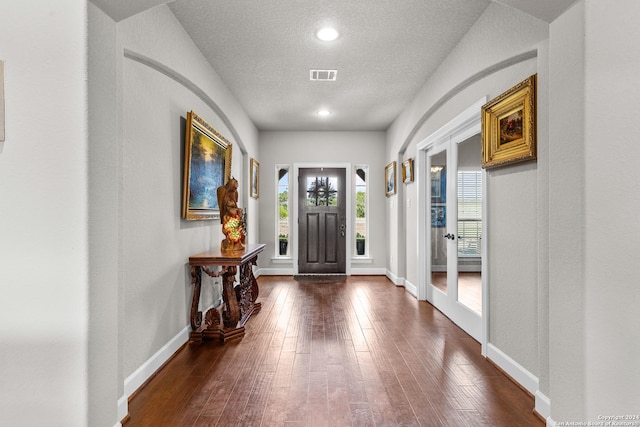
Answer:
[442,233,455,240]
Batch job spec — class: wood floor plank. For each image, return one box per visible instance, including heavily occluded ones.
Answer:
[355,350,401,426]
[326,364,354,426]
[360,328,419,426]
[349,402,375,427]
[237,371,273,426]
[260,386,288,426]
[284,352,311,423]
[125,275,544,427]
[308,371,329,427]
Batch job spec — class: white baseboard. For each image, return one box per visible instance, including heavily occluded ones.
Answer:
[486,343,538,395]
[385,269,402,286]
[124,325,190,398]
[258,268,386,276]
[257,267,294,276]
[535,389,551,421]
[117,326,190,425]
[487,344,554,424]
[351,267,386,275]
[404,279,418,298]
[116,394,127,426]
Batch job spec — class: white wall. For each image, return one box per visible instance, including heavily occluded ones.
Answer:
[548,1,586,420]
[387,0,549,405]
[548,0,640,421]
[116,4,258,382]
[0,1,89,425]
[583,0,640,418]
[88,3,121,426]
[258,131,387,273]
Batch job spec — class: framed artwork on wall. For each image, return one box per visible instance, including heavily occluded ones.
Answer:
[402,158,414,183]
[181,111,232,220]
[250,157,259,198]
[482,74,537,169]
[385,161,396,197]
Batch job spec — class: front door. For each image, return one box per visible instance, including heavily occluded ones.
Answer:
[298,168,346,273]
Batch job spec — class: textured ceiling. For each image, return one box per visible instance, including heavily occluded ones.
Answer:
[90,0,578,131]
[169,0,491,131]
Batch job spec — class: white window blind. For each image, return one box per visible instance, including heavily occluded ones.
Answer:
[457,171,482,257]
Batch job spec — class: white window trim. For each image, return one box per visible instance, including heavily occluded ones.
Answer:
[353,164,369,259]
[274,164,292,260]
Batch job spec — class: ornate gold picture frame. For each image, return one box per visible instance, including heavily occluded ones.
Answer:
[250,157,260,198]
[385,161,396,197]
[482,74,537,169]
[402,158,414,183]
[182,111,232,220]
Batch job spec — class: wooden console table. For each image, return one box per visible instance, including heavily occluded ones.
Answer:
[188,243,265,343]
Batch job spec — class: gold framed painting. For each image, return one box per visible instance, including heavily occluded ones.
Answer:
[182,111,232,220]
[402,158,414,183]
[250,157,260,198]
[385,161,396,197]
[482,74,537,169]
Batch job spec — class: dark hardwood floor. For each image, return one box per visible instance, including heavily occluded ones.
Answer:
[126,275,543,426]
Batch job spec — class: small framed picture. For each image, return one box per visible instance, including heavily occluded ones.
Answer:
[250,157,259,198]
[385,161,396,197]
[402,158,414,183]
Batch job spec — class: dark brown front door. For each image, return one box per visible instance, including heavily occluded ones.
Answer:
[298,168,346,274]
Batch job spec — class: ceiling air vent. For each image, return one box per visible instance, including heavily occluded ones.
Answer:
[310,69,337,81]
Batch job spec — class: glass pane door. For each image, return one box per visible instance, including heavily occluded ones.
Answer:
[456,136,483,314]
[426,134,482,343]
[430,147,452,296]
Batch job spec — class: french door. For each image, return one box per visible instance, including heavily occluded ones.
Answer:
[426,134,484,342]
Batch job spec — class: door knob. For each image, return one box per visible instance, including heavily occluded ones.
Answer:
[442,233,455,240]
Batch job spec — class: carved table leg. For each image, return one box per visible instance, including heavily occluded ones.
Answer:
[237,256,262,328]
[249,256,261,308]
[221,265,240,329]
[189,266,204,343]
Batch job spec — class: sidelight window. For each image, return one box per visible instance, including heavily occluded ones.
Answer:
[354,166,367,257]
[276,165,290,257]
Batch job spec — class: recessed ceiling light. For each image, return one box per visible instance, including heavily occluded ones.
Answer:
[316,27,339,42]
[318,110,331,117]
